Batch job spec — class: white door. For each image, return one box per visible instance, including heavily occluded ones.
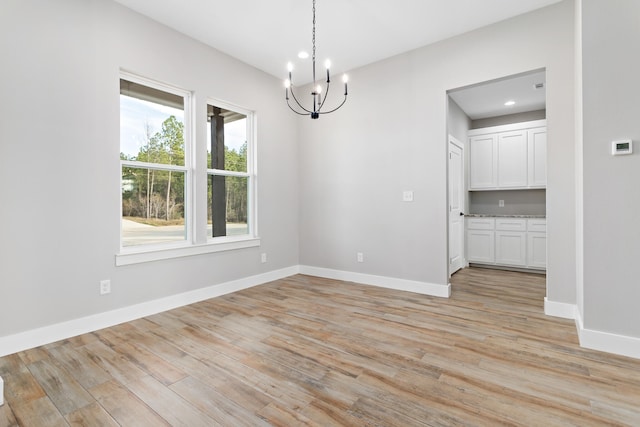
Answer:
[448,136,464,275]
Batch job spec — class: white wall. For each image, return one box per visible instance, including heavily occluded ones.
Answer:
[0,0,299,339]
[299,2,576,300]
[581,0,640,337]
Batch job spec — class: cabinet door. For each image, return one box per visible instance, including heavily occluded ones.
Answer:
[467,230,495,263]
[528,127,547,188]
[497,130,528,188]
[527,232,547,269]
[469,134,497,189]
[495,231,526,266]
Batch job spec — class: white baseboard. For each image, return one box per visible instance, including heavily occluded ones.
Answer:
[576,311,640,360]
[5,264,638,361]
[0,266,299,358]
[544,297,577,319]
[299,265,451,298]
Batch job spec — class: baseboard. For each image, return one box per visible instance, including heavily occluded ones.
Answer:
[0,266,299,358]
[299,265,451,298]
[576,311,640,360]
[544,297,577,319]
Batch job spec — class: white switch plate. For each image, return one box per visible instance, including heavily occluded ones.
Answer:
[261,253,267,263]
[402,190,414,202]
[357,252,364,263]
[499,200,504,207]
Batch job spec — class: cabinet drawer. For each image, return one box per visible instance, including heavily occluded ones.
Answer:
[495,218,526,231]
[527,219,546,232]
[467,218,495,230]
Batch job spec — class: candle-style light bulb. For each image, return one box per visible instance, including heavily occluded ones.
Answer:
[342,74,349,95]
[324,59,330,83]
[287,62,293,82]
[316,85,322,94]
[284,79,291,88]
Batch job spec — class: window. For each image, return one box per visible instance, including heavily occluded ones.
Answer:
[120,76,190,248]
[118,73,258,265]
[207,103,251,239]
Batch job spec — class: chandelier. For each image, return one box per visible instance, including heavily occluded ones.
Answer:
[284,0,348,119]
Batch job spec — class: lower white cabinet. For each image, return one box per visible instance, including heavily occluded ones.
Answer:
[467,217,546,270]
[495,231,527,266]
[467,230,495,263]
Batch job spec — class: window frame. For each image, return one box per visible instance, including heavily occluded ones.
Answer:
[116,73,259,267]
[206,98,257,243]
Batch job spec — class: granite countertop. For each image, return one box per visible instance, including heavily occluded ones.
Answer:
[465,214,546,218]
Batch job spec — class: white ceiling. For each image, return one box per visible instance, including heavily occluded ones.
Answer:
[449,70,547,120]
[113,0,561,85]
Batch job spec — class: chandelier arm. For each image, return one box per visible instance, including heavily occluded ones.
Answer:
[289,86,313,114]
[317,81,331,111]
[287,99,312,116]
[318,94,347,115]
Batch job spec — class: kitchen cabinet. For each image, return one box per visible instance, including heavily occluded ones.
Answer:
[497,130,528,188]
[469,134,497,189]
[468,120,546,190]
[494,218,527,267]
[467,218,495,263]
[526,219,547,268]
[466,216,546,270]
[527,127,547,188]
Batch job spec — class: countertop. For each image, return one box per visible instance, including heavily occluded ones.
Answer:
[465,214,546,218]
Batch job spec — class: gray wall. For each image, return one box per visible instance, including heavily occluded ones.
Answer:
[298,1,576,300]
[472,110,546,129]
[469,190,546,216]
[581,0,640,336]
[0,0,299,337]
[447,98,472,144]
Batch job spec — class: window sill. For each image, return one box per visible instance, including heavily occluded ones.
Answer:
[115,237,260,266]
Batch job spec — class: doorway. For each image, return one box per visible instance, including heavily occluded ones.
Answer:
[446,69,547,283]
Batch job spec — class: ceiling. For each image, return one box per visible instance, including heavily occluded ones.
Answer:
[113,0,562,86]
[449,70,547,120]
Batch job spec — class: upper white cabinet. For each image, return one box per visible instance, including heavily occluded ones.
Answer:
[497,130,528,188]
[527,127,547,188]
[469,134,498,189]
[468,120,546,190]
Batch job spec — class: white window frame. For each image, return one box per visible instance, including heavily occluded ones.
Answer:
[206,98,258,244]
[116,73,259,266]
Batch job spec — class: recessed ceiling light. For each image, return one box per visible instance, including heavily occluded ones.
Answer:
[298,51,309,59]
[504,100,516,106]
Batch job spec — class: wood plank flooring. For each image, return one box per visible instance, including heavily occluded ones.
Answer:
[1,267,640,426]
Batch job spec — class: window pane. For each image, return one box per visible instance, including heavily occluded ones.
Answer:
[120,79,185,166]
[122,166,186,247]
[208,175,248,237]
[207,104,247,173]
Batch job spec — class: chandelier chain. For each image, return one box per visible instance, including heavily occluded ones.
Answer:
[312,0,316,84]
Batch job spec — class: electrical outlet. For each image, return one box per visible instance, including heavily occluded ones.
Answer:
[100,279,111,295]
[402,190,414,202]
[499,200,505,207]
[261,253,267,263]
[357,252,364,263]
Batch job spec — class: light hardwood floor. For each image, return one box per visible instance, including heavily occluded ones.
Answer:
[1,268,640,426]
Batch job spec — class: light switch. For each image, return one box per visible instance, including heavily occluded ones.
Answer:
[402,191,414,202]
